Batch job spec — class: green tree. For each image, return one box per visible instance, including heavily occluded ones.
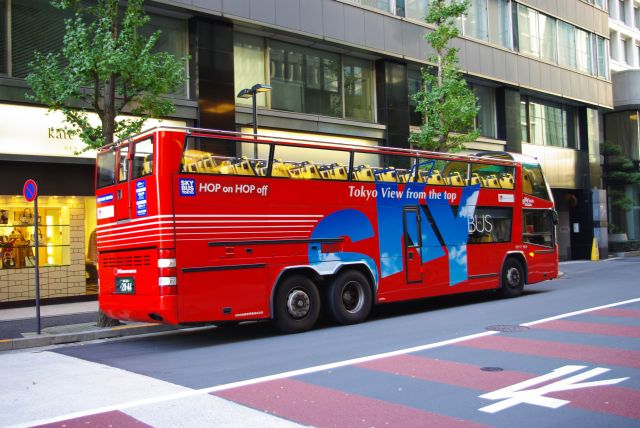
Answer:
[26,0,188,152]
[26,0,187,327]
[410,0,479,152]
[602,141,640,218]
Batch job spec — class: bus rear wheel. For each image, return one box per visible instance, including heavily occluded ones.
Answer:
[500,258,525,298]
[274,275,321,333]
[327,270,372,325]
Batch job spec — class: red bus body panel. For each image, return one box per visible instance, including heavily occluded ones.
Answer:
[96,129,558,326]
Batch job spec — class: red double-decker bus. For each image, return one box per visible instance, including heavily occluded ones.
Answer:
[95,127,558,333]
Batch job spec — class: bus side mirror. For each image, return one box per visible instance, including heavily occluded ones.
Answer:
[551,210,558,225]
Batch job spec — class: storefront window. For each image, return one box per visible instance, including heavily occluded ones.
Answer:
[0,203,70,269]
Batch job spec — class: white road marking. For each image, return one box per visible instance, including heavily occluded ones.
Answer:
[16,296,640,428]
[479,365,629,413]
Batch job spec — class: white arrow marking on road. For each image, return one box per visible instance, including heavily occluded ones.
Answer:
[479,365,629,413]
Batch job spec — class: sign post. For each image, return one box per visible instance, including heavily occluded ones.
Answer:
[23,179,41,335]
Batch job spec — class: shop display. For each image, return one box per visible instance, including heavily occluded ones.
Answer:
[0,205,69,269]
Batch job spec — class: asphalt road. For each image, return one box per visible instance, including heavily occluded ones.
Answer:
[2,257,639,427]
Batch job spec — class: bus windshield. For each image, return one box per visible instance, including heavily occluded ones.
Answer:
[523,163,550,200]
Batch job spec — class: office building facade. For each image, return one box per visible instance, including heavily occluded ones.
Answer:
[0,0,612,304]
[606,0,640,249]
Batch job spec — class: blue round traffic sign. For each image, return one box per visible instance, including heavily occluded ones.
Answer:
[23,179,38,202]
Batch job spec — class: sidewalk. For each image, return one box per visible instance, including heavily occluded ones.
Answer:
[0,300,182,351]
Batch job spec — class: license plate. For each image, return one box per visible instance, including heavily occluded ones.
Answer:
[115,277,135,294]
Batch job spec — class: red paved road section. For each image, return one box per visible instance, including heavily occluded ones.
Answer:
[552,386,640,419]
[35,410,151,428]
[458,335,640,368]
[533,319,640,338]
[215,378,489,428]
[357,354,531,391]
[592,308,640,318]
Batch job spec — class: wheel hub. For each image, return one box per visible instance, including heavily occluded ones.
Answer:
[287,289,310,319]
[342,281,364,313]
[506,267,521,288]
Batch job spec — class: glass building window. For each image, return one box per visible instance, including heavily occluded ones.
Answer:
[11,0,71,78]
[523,98,580,149]
[622,37,630,64]
[474,84,496,138]
[0,0,5,75]
[558,21,577,69]
[596,36,609,78]
[635,6,640,30]
[270,41,342,117]
[408,67,423,127]
[487,0,511,48]
[539,14,557,63]
[576,28,592,74]
[464,0,488,41]
[234,33,267,108]
[344,56,374,121]
[619,0,627,24]
[404,0,430,21]
[517,5,540,58]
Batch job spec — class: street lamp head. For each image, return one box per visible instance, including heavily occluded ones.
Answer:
[251,83,272,93]
[236,88,253,99]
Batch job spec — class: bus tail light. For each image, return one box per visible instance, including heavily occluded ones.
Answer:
[158,249,177,293]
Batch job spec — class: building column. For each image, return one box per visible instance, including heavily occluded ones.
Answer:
[375,60,410,149]
[189,18,235,131]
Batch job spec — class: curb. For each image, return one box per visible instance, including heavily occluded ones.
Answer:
[0,323,182,351]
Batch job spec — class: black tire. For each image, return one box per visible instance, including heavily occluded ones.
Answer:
[500,258,525,298]
[327,270,372,325]
[273,274,321,333]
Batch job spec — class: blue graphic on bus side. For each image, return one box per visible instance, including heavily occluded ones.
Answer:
[179,179,196,196]
[308,183,480,288]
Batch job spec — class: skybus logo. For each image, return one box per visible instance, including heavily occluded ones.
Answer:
[179,179,196,196]
[309,182,481,286]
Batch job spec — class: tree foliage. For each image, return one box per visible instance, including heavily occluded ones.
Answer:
[602,141,640,211]
[26,0,187,151]
[410,0,479,152]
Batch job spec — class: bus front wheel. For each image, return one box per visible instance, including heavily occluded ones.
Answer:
[327,270,372,325]
[500,258,525,298]
[274,275,321,333]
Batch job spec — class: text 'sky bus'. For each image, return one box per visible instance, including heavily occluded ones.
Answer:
[95,127,558,333]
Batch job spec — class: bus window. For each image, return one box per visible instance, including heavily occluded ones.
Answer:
[132,139,154,179]
[181,137,270,176]
[523,209,555,247]
[97,149,116,188]
[523,163,550,200]
[471,163,515,189]
[118,145,130,182]
[441,161,469,186]
[414,158,448,185]
[352,152,412,183]
[272,144,350,180]
[468,208,512,244]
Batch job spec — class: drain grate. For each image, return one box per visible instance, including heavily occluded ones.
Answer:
[485,324,530,333]
[480,367,504,372]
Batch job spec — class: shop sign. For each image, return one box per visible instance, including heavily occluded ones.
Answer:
[0,104,185,159]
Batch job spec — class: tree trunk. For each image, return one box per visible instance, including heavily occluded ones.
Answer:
[97,309,121,327]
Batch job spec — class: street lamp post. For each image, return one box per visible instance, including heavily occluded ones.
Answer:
[237,83,272,138]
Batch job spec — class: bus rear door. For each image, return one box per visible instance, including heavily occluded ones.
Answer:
[115,144,131,221]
